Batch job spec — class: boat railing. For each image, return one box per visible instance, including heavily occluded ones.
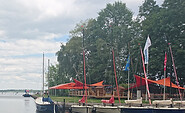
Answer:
[124,97,142,107]
[173,100,185,108]
[152,98,173,108]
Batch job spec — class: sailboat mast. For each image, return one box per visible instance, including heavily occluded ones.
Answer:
[169,43,182,101]
[82,27,87,103]
[43,53,44,96]
[48,59,50,95]
[112,49,121,105]
[163,52,167,100]
[82,27,85,96]
[140,45,151,105]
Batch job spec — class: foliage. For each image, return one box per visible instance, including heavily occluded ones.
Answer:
[47,0,185,91]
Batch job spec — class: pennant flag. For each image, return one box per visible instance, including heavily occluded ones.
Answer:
[164,52,167,71]
[124,55,130,71]
[144,36,151,64]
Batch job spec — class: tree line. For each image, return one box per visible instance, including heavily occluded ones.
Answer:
[47,0,185,89]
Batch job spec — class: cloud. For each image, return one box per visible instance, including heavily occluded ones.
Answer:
[0,0,164,89]
[0,38,60,89]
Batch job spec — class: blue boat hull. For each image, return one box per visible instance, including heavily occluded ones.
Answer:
[121,108,185,113]
[36,103,60,113]
[36,103,54,112]
[22,94,31,97]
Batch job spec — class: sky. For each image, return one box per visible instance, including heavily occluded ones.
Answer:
[0,0,163,90]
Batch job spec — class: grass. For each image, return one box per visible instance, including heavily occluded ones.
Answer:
[33,94,149,104]
[50,96,126,104]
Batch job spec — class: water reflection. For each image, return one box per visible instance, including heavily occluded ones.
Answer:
[36,111,52,113]
[0,93,36,113]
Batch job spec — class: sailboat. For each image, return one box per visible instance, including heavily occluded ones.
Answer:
[70,27,93,113]
[35,53,58,113]
[22,89,31,97]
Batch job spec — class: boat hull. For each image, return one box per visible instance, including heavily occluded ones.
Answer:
[35,97,58,113]
[70,104,92,113]
[36,103,54,112]
[120,107,185,113]
[93,105,120,113]
[23,94,31,97]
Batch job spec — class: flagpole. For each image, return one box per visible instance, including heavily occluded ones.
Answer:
[128,43,130,100]
[163,71,166,100]
[143,36,151,102]
[124,55,130,100]
[146,48,149,101]
[128,68,130,100]
[146,62,148,101]
[127,70,130,100]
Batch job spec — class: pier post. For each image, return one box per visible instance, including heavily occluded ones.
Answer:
[63,99,65,113]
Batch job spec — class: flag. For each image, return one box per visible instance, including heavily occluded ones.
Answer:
[164,52,167,71]
[124,55,130,71]
[144,36,151,64]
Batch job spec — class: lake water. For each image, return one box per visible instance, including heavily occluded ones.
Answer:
[0,92,37,113]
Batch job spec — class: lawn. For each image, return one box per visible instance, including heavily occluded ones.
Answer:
[50,96,126,104]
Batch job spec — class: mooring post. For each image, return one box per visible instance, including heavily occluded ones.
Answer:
[63,99,65,113]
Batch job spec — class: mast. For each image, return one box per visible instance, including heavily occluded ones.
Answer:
[112,49,121,105]
[42,53,44,96]
[140,45,151,105]
[82,26,87,103]
[48,59,50,95]
[169,43,182,101]
[163,52,167,100]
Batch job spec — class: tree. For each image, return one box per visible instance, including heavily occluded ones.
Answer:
[56,1,135,85]
[46,64,59,87]
[138,0,185,85]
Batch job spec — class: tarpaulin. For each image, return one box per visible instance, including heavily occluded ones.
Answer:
[129,75,185,90]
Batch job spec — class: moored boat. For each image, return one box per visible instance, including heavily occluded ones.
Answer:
[70,104,93,113]
[92,105,120,113]
[35,53,59,113]
[35,97,57,113]
[22,93,31,97]
[119,106,185,113]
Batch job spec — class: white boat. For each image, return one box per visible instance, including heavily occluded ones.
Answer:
[118,105,185,113]
[93,105,120,113]
[35,53,59,113]
[70,104,93,113]
[35,97,56,112]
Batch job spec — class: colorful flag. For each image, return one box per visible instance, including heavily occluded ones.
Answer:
[124,55,130,71]
[164,52,167,71]
[144,36,151,64]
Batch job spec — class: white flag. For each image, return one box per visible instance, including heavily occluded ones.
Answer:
[144,36,151,64]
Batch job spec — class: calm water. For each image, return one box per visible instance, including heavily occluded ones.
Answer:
[0,92,37,113]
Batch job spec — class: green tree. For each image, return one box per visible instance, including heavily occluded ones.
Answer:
[138,0,185,85]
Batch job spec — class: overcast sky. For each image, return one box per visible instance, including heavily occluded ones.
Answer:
[0,0,163,90]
